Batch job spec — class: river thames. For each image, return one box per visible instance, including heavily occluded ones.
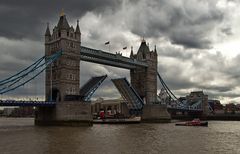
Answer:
[0,118,240,154]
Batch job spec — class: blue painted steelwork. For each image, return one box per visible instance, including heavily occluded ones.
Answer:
[111,78,144,111]
[0,100,56,107]
[0,51,62,95]
[80,75,107,101]
[157,72,190,108]
[80,46,148,69]
[157,71,205,112]
[0,56,45,86]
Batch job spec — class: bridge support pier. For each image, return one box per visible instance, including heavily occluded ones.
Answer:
[141,104,171,123]
[35,101,92,126]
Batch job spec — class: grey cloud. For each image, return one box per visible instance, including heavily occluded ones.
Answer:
[221,27,233,36]
[0,0,121,40]
[126,0,223,49]
[156,45,240,102]
[198,85,233,93]
[157,45,201,60]
[207,91,240,100]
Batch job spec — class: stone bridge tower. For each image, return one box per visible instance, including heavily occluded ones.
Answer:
[130,39,158,104]
[130,40,170,122]
[45,13,81,102]
[35,13,92,126]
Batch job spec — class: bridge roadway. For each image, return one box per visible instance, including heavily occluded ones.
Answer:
[80,46,148,69]
[0,99,203,115]
[0,100,56,107]
[167,107,203,113]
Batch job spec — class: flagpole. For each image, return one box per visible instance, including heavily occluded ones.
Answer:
[122,46,127,57]
[105,41,110,52]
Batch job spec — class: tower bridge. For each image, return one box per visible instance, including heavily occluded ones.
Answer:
[0,13,210,126]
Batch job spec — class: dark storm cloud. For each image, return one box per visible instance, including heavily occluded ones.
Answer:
[127,0,224,49]
[0,0,121,40]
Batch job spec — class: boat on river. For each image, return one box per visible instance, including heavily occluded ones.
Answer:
[175,119,208,127]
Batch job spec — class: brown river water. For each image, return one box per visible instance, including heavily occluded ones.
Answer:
[0,118,240,154]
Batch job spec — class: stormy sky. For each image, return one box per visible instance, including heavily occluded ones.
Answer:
[0,0,240,104]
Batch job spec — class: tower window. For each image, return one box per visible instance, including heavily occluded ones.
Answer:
[58,32,61,37]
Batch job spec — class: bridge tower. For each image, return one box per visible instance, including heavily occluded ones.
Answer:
[35,13,92,126]
[130,40,170,122]
[130,39,157,103]
[45,13,81,102]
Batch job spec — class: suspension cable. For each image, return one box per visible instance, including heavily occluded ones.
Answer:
[0,56,45,85]
[0,51,62,95]
[157,71,186,107]
[0,54,56,92]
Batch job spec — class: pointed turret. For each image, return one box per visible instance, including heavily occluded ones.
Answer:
[75,20,80,34]
[45,23,51,42]
[75,20,81,41]
[137,38,150,59]
[154,45,157,53]
[57,12,70,30]
[45,23,51,36]
[130,46,134,58]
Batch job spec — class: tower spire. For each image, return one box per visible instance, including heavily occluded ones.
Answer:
[75,20,80,33]
[45,22,51,36]
[57,11,70,30]
[60,8,65,17]
[130,46,134,58]
[142,36,146,43]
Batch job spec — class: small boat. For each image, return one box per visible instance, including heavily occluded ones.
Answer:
[175,119,208,127]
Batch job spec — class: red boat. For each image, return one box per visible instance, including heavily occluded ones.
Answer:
[175,119,208,127]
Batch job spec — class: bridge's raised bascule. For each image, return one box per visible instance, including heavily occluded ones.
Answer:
[35,14,92,126]
[130,41,170,122]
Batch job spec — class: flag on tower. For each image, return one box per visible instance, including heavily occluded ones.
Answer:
[123,46,127,50]
[105,41,110,45]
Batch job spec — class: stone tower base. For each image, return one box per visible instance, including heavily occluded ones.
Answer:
[35,101,93,126]
[141,104,171,123]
